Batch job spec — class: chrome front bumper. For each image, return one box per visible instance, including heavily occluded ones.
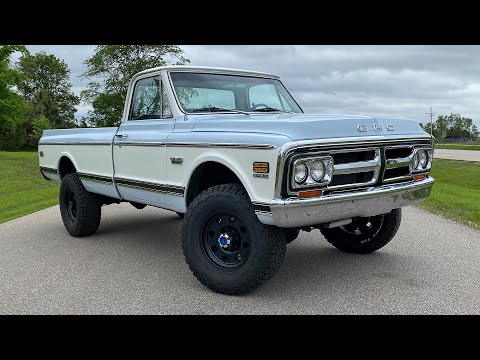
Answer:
[269,177,434,228]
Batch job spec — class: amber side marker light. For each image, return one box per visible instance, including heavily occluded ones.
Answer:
[253,162,269,173]
[413,174,426,181]
[298,189,323,199]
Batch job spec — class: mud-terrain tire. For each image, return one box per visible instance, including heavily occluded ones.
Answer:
[181,184,287,295]
[59,173,102,237]
[320,209,402,254]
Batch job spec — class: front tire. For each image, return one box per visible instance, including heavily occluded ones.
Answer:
[59,173,102,237]
[320,209,402,254]
[181,184,287,295]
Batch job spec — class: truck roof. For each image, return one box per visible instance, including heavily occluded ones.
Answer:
[134,65,280,80]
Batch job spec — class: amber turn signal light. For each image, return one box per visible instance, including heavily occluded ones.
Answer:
[253,162,269,173]
[413,174,426,181]
[298,189,323,199]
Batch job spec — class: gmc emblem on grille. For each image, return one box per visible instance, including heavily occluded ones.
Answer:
[357,124,368,132]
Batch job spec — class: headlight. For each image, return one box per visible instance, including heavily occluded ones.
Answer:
[412,151,419,170]
[310,160,325,182]
[294,162,308,184]
[411,147,433,173]
[418,150,428,169]
[291,156,333,189]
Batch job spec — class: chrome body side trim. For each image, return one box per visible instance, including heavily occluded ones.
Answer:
[269,177,435,228]
[38,142,112,146]
[167,142,276,149]
[113,141,166,147]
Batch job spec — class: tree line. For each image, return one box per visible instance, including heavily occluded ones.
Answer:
[0,45,188,150]
[420,114,479,142]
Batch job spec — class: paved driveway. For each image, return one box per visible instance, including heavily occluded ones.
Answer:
[0,203,479,314]
[434,149,480,162]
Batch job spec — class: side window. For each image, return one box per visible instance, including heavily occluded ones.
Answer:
[162,83,173,118]
[249,84,282,110]
[129,76,161,120]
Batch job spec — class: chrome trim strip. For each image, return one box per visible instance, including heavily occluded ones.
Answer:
[39,166,58,174]
[116,181,184,197]
[38,142,112,146]
[385,156,411,169]
[269,177,435,228]
[334,159,380,175]
[114,176,185,196]
[167,142,276,149]
[113,141,166,147]
[78,172,114,185]
[274,136,433,198]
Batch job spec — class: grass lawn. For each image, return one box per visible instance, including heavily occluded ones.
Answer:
[435,144,480,151]
[0,151,59,224]
[417,159,480,228]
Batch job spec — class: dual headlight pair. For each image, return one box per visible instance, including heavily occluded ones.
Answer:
[410,148,433,173]
[292,156,333,188]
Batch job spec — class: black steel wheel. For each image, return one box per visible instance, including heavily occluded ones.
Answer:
[203,212,251,269]
[59,173,102,237]
[65,189,77,222]
[320,209,402,254]
[182,183,287,295]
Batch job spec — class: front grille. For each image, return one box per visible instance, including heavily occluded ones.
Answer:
[284,140,433,196]
[383,145,414,183]
[332,149,377,164]
[328,147,381,190]
[329,171,375,187]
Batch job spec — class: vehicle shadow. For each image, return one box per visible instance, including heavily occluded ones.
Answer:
[82,209,429,298]
[257,236,429,299]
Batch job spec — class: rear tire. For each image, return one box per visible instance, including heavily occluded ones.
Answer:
[320,209,402,254]
[59,173,102,237]
[181,184,287,295]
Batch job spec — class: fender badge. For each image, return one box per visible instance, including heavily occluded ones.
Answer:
[170,157,183,164]
[357,124,368,132]
[253,173,269,179]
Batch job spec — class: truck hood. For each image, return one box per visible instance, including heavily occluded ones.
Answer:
[190,113,428,141]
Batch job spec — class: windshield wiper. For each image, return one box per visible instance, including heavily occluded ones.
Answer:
[191,107,249,115]
[252,107,294,113]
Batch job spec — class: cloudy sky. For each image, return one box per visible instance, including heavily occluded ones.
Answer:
[23,45,480,127]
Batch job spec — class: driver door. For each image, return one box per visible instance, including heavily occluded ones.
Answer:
[113,74,177,207]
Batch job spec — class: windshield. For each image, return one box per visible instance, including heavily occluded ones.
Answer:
[169,72,303,114]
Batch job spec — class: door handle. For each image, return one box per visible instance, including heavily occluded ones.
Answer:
[115,134,128,139]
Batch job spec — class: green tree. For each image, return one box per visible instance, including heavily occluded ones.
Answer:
[81,45,189,127]
[0,45,30,150]
[32,115,50,140]
[17,51,80,130]
[421,113,479,141]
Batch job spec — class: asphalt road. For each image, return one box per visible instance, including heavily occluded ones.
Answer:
[1,203,479,314]
[434,148,480,162]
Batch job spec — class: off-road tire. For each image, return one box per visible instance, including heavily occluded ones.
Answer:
[320,209,402,254]
[181,184,287,295]
[59,173,102,237]
[286,229,301,244]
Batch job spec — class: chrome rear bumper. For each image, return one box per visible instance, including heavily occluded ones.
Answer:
[269,177,434,228]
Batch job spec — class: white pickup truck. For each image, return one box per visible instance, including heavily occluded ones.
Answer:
[39,65,435,294]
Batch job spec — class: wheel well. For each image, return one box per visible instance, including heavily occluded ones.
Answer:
[186,162,244,207]
[58,156,77,179]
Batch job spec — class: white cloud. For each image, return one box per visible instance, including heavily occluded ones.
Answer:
[19,45,480,127]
